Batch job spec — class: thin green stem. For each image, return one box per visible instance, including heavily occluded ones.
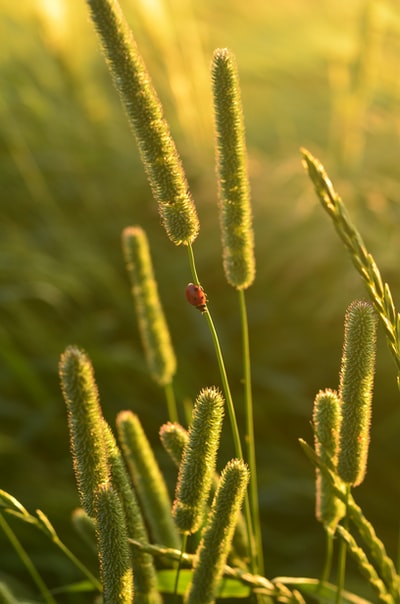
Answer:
[52,533,102,592]
[203,310,243,461]
[186,243,258,574]
[186,243,201,285]
[164,381,178,423]
[336,486,350,604]
[0,512,57,604]
[174,533,187,602]
[320,530,334,586]
[238,288,264,575]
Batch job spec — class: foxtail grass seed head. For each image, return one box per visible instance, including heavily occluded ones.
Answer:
[102,420,161,601]
[211,48,255,290]
[172,387,225,534]
[117,410,181,549]
[122,226,176,387]
[313,389,345,533]
[86,0,199,245]
[59,346,109,517]
[185,459,250,604]
[159,422,190,468]
[338,300,377,487]
[95,483,134,604]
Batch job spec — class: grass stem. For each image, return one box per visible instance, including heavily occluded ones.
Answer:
[164,381,178,423]
[52,532,103,592]
[0,512,57,604]
[320,530,334,586]
[186,243,258,574]
[173,533,187,602]
[238,288,264,574]
[335,486,350,604]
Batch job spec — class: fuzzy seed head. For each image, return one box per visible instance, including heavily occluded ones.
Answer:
[172,387,225,534]
[185,459,250,604]
[313,389,345,532]
[86,0,199,246]
[59,346,109,517]
[159,422,189,468]
[212,48,255,290]
[338,300,377,486]
[122,226,176,386]
[95,483,134,603]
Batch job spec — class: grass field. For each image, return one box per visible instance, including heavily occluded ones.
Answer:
[1,0,400,601]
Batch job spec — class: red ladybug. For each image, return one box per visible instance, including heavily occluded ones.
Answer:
[185,283,207,312]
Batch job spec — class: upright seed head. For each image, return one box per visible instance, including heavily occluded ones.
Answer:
[59,346,109,517]
[95,483,134,604]
[122,226,176,387]
[159,422,189,468]
[337,300,377,486]
[172,387,225,534]
[211,47,255,290]
[117,410,181,549]
[101,420,162,602]
[313,389,345,533]
[185,459,250,604]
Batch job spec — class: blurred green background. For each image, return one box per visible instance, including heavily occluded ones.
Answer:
[1,0,400,601]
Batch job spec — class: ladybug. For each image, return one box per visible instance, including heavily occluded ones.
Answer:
[185,283,207,312]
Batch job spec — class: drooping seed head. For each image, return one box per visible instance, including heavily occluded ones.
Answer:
[86,0,199,246]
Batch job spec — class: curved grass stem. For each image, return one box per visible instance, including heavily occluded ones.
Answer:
[0,512,57,604]
[51,531,102,592]
[186,243,258,574]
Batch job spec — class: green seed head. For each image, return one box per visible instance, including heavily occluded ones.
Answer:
[122,226,176,386]
[86,0,199,246]
[117,410,181,549]
[212,48,255,290]
[185,459,250,604]
[337,300,377,487]
[313,389,345,532]
[95,483,134,604]
[159,422,189,468]
[59,346,109,517]
[172,387,225,534]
